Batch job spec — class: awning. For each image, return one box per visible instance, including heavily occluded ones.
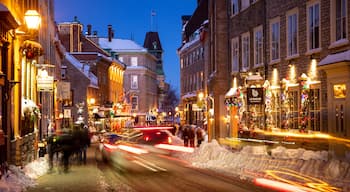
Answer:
[319,50,350,66]
[225,87,239,98]
[0,3,19,30]
[246,74,263,81]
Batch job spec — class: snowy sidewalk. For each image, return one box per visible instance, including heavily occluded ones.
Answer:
[26,144,133,192]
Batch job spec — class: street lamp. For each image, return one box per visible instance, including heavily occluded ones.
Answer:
[24,10,41,30]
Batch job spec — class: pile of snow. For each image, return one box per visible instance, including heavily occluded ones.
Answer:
[0,157,48,192]
[176,140,350,191]
[271,146,328,161]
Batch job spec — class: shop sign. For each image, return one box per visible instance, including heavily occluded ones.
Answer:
[37,75,54,92]
[247,88,264,105]
[64,109,71,118]
[57,82,71,100]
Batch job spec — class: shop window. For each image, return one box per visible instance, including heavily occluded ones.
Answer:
[288,89,299,129]
[270,91,281,129]
[333,84,346,98]
[309,88,320,131]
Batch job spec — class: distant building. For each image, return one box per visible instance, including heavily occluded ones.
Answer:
[58,21,125,126]
[143,31,169,115]
[95,25,160,124]
[178,1,210,129]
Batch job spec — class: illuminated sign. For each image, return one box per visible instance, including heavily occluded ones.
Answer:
[37,69,53,92]
[333,84,346,99]
[247,88,264,104]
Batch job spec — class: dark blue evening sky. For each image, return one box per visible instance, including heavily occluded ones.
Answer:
[54,0,197,95]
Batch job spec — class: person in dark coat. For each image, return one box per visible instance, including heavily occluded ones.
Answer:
[188,126,195,147]
[196,128,204,147]
[47,133,58,171]
[182,126,189,147]
[57,129,73,172]
[80,125,90,164]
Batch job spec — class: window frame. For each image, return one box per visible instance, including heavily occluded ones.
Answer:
[286,8,299,57]
[131,96,138,110]
[131,75,138,89]
[307,1,321,51]
[330,0,348,46]
[270,17,280,62]
[131,56,138,66]
[231,37,239,73]
[254,25,263,67]
[231,0,239,16]
[241,32,250,71]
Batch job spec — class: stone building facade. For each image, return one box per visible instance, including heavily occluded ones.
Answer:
[0,0,63,166]
[181,0,350,141]
[95,26,159,125]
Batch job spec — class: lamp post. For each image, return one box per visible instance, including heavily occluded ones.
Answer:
[17,9,42,164]
[24,10,41,30]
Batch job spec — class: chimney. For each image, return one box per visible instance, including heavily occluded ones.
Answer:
[108,24,112,42]
[87,24,92,35]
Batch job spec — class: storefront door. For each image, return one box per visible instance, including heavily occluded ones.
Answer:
[333,100,346,136]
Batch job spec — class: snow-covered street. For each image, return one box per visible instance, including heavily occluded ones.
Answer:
[1,137,350,192]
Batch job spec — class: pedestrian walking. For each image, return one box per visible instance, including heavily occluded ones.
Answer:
[183,126,189,147]
[80,125,91,164]
[189,126,195,147]
[196,127,204,147]
[58,128,74,173]
[47,133,58,171]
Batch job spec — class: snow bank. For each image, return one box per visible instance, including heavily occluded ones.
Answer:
[270,146,329,161]
[177,141,350,191]
[0,157,48,191]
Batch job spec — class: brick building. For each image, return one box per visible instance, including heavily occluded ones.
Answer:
[58,21,125,127]
[181,0,350,141]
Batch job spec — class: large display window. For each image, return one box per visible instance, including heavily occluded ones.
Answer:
[287,88,299,129]
[309,87,320,131]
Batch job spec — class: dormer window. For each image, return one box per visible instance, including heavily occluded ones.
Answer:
[152,41,157,49]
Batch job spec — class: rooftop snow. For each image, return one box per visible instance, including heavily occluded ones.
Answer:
[98,38,147,53]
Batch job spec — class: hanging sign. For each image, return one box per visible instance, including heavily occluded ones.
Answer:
[57,82,71,100]
[37,69,54,92]
[247,87,264,105]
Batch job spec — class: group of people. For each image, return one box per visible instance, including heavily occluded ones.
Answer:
[181,125,204,147]
[47,123,90,172]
